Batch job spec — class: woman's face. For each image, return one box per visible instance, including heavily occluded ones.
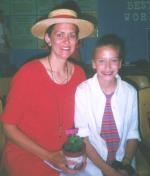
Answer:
[46,23,78,60]
[92,45,122,82]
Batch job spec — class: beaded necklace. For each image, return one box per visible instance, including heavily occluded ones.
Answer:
[47,56,68,84]
[47,56,69,138]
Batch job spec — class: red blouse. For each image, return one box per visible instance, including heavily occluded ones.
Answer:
[1,59,86,176]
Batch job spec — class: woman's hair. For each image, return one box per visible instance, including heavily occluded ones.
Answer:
[93,34,125,60]
[46,24,56,36]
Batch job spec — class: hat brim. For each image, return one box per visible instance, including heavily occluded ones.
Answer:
[31,18,94,39]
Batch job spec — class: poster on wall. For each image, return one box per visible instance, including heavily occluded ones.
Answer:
[3,0,99,49]
[10,15,37,49]
[10,0,36,15]
[9,0,37,49]
[0,0,10,15]
[5,0,62,49]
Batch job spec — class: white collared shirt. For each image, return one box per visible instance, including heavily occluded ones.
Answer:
[74,74,140,176]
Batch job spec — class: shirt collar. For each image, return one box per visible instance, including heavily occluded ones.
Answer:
[93,73,122,95]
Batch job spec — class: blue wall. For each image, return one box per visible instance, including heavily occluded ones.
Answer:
[98,0,150,64]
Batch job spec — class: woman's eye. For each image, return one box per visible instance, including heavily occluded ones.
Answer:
[112,58,119,63]
[112,59,117,62]
[56,32,63,38]
[70,33,77,39]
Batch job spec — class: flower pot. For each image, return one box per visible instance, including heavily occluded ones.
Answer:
[62,133,86,170]
[63,150,85,170]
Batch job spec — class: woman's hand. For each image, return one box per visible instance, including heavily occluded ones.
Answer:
[47,150,86,174]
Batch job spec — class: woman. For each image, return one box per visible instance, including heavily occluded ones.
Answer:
[1,8,94,176]
[74,34,140,176]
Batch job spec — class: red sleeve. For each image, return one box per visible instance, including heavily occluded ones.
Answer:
[1,61,38,124]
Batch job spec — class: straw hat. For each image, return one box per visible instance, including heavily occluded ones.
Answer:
[31,9,94,39]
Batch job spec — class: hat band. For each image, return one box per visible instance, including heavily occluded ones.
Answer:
[51,14,76,19]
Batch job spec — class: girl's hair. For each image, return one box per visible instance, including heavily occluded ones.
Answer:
[93,34,125,60]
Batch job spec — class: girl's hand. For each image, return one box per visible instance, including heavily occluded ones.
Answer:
[103,166,129,176]
[118,169,130,176]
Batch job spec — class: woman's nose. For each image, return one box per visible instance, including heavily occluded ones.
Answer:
[63,35,70,43]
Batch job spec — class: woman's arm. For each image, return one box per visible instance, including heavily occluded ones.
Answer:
[3,123,79,174]
[3,124,49,160]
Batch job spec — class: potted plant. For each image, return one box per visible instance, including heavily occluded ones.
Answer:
[63,128,85,170]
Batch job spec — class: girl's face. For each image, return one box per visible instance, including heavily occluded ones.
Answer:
[92,45,122,82]
[46,23,78,60]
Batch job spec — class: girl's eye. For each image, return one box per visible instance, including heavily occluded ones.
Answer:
[97,59,105,64]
